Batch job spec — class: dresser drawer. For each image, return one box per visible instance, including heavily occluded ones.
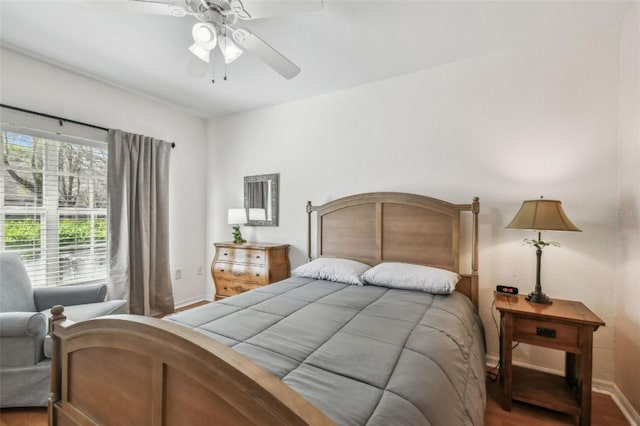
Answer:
[514,317,579,351]
[216,280,262,297]
[217,247,266,265]
[213,263,268,285]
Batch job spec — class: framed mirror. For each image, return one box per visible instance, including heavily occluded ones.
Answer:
[244,173,279,226]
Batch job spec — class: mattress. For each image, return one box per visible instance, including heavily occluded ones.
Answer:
[166,277,486,425]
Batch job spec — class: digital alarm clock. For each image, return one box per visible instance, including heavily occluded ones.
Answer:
[496,285,519,295]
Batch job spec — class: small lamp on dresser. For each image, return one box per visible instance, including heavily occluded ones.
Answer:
[228,208,247,244]
[506,196,581,304]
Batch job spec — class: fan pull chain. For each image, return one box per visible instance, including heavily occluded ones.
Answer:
[210,18,230,84]
[223,19,228,81]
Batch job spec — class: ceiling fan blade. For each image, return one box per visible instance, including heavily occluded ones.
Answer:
[99,0,188,17]
[232,0,323,20]
[232,28,300,79]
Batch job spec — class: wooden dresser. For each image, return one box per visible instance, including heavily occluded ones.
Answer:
[211,242,290,300]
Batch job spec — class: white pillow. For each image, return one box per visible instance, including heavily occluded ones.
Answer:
[292,258,371,286]
[361,262,461,294]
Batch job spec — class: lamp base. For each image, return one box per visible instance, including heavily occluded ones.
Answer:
[525,291,552,304]
[231,225,246,244]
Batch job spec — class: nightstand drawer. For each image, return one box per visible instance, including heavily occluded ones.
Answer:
[514,317,579,351]
[217,247,266,265]
[213,263,268,284]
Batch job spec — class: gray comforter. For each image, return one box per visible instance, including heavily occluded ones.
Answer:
[166,277,486,425]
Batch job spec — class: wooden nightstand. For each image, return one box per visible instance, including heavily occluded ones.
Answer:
[211,242,290,300]
[494,293,605,426]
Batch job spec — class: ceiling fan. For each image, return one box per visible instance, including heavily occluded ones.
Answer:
[116,0,323,79]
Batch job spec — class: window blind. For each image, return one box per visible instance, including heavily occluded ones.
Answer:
[1,116,108,287]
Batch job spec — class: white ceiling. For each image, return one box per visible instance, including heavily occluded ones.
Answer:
[0,0,635,118]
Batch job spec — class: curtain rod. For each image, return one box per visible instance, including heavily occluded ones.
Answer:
[0,103,176,148]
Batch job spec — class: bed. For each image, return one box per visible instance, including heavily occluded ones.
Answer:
[48,192,485,425]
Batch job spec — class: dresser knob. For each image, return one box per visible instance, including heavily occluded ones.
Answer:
[256,273,260,277]
[223,253,228,256]
[256,255,260,259]
[220,269,225,272]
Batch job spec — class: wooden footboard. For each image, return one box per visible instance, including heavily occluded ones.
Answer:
[48,306,334,426]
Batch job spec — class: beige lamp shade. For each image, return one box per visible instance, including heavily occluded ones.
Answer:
[506,199,581,232]
[227,208,248,225]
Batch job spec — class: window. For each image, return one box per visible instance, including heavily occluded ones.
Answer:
[1,126,108,287]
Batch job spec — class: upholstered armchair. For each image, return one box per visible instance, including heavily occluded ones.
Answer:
[0,251,127,407]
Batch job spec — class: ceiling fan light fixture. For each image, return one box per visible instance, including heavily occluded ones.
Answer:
[189,22,217,63]
[191,22,217,49]
[196,26,214,42]
[189,43,213,63]
[220,36,243,64]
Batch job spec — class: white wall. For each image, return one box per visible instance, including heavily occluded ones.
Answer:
[0,47,208,307]
[615,4,640,417]
[207,26,622,383]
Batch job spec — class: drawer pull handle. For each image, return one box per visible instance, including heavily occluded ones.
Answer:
[536,327,556,338]
[224,253,228,256]
[220,269,225,272]
[256,273,260,277]
[256,256,260,259]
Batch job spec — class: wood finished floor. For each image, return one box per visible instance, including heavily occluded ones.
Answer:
[0,378,630,426]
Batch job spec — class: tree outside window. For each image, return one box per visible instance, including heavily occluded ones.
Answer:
[1,131,108,286]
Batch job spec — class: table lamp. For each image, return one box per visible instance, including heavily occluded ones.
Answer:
[228,208,248,244]
[506,197,581,304]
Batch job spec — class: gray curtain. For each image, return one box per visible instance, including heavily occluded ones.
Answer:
[107,129,174,316]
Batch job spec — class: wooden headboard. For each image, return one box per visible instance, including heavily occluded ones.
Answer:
[306,192,480,307]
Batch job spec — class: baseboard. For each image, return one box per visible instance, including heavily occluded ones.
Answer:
[174,296,212,310]
[485,355,639,425]
[610,383,640,426]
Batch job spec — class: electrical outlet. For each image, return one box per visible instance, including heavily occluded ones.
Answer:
[175,268,182,280]
[197,266,203,276]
